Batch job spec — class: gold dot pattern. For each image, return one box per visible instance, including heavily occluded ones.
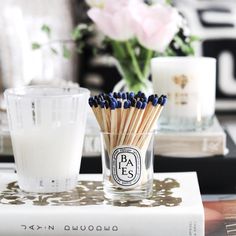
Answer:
[0,178,182,207]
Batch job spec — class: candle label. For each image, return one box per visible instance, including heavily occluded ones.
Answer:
[111,146,141,188]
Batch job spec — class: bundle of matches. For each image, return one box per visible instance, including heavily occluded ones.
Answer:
[88,91,167,154]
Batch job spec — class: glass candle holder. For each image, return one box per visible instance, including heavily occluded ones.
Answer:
[101,131,154,201]
[151,57,216,131]
[4,86,90,193]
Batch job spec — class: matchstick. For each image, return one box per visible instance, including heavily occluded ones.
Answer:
[110,100,117,152]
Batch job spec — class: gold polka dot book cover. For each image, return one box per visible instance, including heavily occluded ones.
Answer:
[0,172,204,236]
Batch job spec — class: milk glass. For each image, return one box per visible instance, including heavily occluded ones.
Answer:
[151,57,216,131]
[4,86,90,193]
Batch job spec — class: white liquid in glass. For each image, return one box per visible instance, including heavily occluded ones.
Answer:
[11,124,84,192]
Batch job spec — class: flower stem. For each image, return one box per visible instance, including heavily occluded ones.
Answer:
[125,41,144,83]
[143,49,153,79]
[111,40,126,59]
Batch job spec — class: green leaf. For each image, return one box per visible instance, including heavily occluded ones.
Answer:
[50,47,58,55]
[41,24,51,38]
[165,47,176,56]
[63,45,71,59]
[75,42,85,54]
[189,35,201,42]
[71,23,88,41]
[72,28,81,41]
[32,42,41,50]
[184,46,194,55]
[165,0,172,4]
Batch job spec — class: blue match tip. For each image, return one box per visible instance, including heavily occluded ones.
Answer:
[137,91,142,97]
[131,98,136,107]
[113,92,118,98]
[111,97,118,107]
[152,97,158,106]
[129,92,135,99]
[136,101,142,109]
[93,100,98,108]
[105,101,109,109]
[110,101,116,110]
[141,92,146,98]
[148,95,154,102]
[161,96,167,106]
[99,101,105,108]
[157,96,163,105]
[124,101,130,109]
[98,95,103,100]
[97,97,102,103]
[141,97,147,103]
[141,102,147,109]
[121,92,127,100]
[88,100,93,107]
[117,92,122,98]
[117,101,122,108]
[94,95,99,101]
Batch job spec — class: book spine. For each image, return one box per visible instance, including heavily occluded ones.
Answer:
[155,135,226,156]
[0,210,204,236]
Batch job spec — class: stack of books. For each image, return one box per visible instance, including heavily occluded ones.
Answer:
[84,115,227,157]
[0,172,204,235]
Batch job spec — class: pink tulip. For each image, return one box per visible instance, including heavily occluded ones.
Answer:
[131,2,181,52]
[88,0,135,41]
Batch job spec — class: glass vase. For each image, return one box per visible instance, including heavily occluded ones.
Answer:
[113,59,153,94]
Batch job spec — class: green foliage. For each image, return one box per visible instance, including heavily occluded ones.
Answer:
[32,42,41,50]
[174,35,197,56]
[165,0,173,4]
[41,24,51,38]
[50,47,58,55]
[189,35,201,42]
[62,44,71,59]
[31,23,91,58]
[76,42,85,54]
[71,23,88,41]
[174,36,193,55]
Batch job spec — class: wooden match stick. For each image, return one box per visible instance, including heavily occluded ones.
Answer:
[119,100,136,146]
[117,100,130,145]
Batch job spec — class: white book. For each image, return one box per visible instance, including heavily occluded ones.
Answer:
[0,172,204,236]
[155,117,227,157]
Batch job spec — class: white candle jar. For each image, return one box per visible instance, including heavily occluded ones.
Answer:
[4,86,90,193]
[151,57,216,131]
